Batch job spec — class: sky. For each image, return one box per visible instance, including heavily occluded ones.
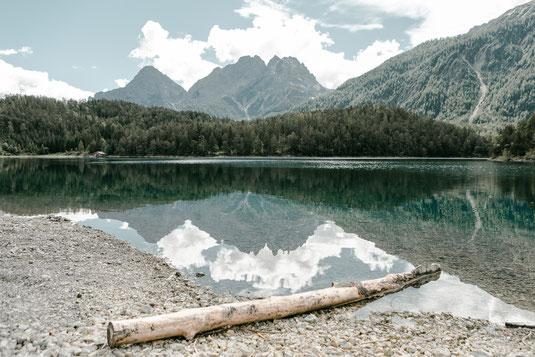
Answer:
[0,0,531,100]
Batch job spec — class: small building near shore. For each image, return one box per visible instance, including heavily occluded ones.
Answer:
[94,151,107,158]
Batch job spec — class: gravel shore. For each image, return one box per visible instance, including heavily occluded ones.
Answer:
[1,215,533,356]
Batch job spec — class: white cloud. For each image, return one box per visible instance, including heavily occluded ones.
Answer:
[0,46,33,56]
[18,46,33,55]
[207,0,401,88]
[332,0,531,46]
[129,20,219,90]
[129,1,401,89]
[352,39,402,74]
[114,78,129,88]
[318,21,383,33]
[0,49,17,56]
[72,65,98,71]
[0,59,93,100]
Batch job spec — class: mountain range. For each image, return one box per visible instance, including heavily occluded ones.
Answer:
[298,1,535,132]
[94,55,327,120]
[94,1,535,131]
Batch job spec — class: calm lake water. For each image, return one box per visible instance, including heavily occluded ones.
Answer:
[1,157,535,324]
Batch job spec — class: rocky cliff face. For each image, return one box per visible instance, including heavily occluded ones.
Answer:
[297,1,535,132]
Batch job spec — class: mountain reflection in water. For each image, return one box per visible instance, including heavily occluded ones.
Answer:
[59,208,535,326]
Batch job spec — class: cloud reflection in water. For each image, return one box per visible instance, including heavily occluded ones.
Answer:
[158,220,403,292]
[158,220,218,268]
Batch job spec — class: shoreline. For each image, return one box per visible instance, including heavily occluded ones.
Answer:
[490,157,535,163]
[1,215,533,356]
[3,154,533,165]
[1,154,494,160]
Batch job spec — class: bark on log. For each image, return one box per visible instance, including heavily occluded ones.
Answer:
[107,263,441,347]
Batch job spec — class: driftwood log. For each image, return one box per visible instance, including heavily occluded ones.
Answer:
[107,263,441,347]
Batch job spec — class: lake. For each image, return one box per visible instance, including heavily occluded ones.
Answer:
[1,157,535,324]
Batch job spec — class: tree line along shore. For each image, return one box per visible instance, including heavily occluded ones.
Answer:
[0,95,503,158]
[0,95,533,159]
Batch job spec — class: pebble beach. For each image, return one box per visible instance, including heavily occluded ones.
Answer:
[1,215,533,356]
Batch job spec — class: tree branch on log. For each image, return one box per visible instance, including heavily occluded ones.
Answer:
[107,263,441,347]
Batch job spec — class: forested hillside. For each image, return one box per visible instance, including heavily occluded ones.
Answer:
[298,1,535,132]
[0,96,490,157]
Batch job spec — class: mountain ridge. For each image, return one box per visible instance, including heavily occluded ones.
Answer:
[93,66,191,110]
[296,1,535,132]
[94,55,327,120]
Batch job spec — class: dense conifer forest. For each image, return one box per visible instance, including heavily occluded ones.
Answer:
[493,113,535,160]
[0,95,492,157]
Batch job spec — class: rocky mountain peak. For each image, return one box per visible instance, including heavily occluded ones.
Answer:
[129,66,185,91]
[267,55,281,67]
[94,55,327,120]
[93,66,188,109]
